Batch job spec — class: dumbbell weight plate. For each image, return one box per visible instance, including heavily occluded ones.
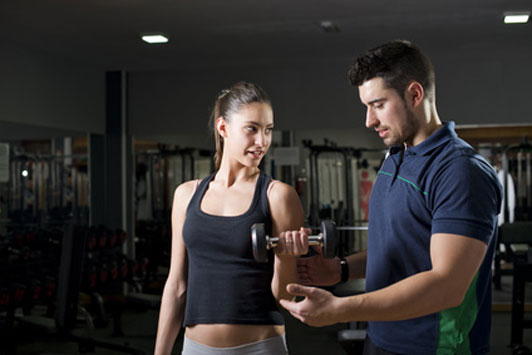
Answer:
[321,220,337,258]
[251,223,268,263]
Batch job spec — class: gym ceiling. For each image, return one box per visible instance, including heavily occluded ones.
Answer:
[1,0,530,72]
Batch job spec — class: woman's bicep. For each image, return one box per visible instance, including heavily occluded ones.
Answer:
[167,183,194,285]
[269,182,304,236]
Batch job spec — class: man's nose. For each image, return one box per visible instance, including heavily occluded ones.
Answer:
[366,109,378,128]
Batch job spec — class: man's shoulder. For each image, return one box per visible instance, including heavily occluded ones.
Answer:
[423,137,499,196]
[440,134,476,157]
[434,136,491,171]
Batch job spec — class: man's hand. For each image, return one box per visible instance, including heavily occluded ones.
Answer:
[279,283,341,327]
[297,248,341,286]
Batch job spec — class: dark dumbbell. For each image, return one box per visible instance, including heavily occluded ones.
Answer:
[83,261,99,290]
[12,283,26,305]
[42,276,57,300]
[98,227,108,249]
[8,246,33,262]
[128,258,139,278]
[99,262,109,284]
[117,254,129,280]
[0,287,10,306]
[27,278,42,302]
[108,258,119,281]
[108,231,118,248]
[116,229,127,245]
[86,227,97,252]
[251,220,337,263]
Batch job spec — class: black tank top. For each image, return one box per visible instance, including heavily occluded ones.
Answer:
[182,172,284,326]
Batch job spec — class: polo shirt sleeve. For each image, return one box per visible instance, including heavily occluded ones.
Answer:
[430,155,502,243]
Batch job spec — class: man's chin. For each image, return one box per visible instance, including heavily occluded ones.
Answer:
[383,139,396,147]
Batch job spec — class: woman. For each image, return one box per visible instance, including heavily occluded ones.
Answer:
[154,81,306,355]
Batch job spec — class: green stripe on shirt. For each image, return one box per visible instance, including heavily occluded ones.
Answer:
[378,171,428,195]
[436,273,479,354]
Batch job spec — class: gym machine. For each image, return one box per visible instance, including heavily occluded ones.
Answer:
[492,141,532,289]
[7,152,89,225]
[302,139,384,256]
[469,140,532,354]
[55,224,146,354]
[134,146,213,295]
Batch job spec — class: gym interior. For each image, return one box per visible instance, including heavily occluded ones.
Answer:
[1,1,531,354]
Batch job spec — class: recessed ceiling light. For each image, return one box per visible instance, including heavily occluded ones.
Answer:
[320,20,340,33]
[141,33,169,44]
[503,11,530,24]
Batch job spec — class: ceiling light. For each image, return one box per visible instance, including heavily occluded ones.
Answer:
[320,21,340,33]
[503,11,530,24]
[141,33,169,44]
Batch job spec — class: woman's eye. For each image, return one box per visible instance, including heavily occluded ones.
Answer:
[265,128,273,134]
[246,126,257,132]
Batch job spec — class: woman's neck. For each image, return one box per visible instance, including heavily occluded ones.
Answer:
[215,162,260,187]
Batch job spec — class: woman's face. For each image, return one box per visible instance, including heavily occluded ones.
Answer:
[220,102,274,168]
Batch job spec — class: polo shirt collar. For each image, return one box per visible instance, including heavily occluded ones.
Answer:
[406,121,456,156]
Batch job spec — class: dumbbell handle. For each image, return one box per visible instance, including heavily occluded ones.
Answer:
[265,234,323,249]
[252,220,336,263]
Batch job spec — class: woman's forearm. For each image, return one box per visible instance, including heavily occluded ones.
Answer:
[154,283,186,355]
[271,255,298,301]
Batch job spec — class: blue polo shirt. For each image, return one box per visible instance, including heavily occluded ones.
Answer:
[366,122,502,355]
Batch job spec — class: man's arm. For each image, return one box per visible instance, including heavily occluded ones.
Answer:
[345,251,367,280]
[281,233,486,327]
[297,249,367,286]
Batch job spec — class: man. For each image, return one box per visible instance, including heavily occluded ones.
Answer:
[280,40,502,354]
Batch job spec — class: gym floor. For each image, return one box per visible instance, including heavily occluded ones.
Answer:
[7,274,532,355]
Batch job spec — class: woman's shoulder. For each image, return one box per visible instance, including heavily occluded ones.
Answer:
[267,179,298,204]
[173,179,202,201]
[266,179,304,226]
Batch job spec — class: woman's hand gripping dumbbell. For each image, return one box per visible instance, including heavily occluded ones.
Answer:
[250,220,337,263]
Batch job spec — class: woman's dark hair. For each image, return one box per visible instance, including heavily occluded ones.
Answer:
[209,81,272,170]
[348,40,435,103]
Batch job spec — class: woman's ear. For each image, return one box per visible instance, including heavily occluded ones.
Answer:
[216,116,227,139]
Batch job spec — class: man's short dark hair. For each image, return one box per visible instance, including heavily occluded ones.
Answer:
[348,40,435,102]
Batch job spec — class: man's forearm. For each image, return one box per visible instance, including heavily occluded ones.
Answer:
[337,233,486,323]
[335,268,465,323]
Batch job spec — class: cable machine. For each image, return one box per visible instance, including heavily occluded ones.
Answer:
[133,146,213,292]
[302,140,385,255]
[7,152,89,226]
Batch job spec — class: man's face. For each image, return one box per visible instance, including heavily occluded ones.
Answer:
[358,77,419,147]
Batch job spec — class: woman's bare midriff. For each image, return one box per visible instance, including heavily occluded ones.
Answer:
[185,324,285,347]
